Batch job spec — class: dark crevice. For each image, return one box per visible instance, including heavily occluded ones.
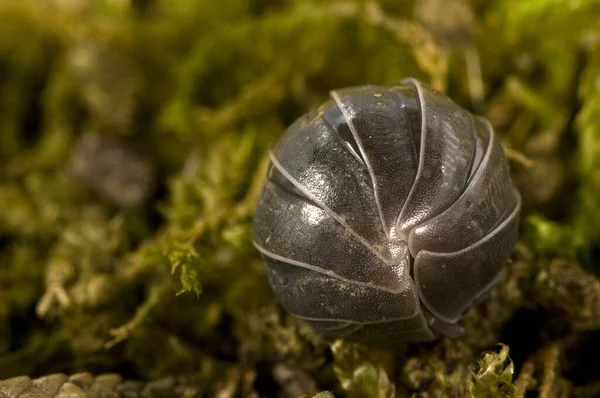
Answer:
[320,100,366,165]
[465,114,488,183]
[563,330,600,385]
[467,148,489,189]
[267,162,320,208]
[394,85,422,158]
[253,361,280,397]
[498,308,556,373]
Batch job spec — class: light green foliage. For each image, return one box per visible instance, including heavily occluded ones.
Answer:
[525,215,574,258]
[301,392,336,398]
[574,52,600,265]
[401,338,475,397]
[332,340,396,398]
[167,242,203,297]
[485,0,600,266]
[469,344,519,398]
[1,0,600,396]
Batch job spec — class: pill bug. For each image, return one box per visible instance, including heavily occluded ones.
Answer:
[253,78,521,344]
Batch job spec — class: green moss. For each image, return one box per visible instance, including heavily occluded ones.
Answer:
[469,344,519,398]
[332,340,396,398]
[1,0,600,396]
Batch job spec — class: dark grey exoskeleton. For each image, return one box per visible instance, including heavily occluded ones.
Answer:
[253,78,521,344]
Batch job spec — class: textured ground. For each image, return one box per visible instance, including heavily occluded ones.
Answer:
[1,0,600,397]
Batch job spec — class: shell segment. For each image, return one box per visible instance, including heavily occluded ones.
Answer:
[253,179,411,292]
[331,85,420,238]
[268,109,391,255]
[397,78,478,236]
[407,118,518,255]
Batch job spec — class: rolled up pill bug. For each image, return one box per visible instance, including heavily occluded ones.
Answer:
[252,78,521,344]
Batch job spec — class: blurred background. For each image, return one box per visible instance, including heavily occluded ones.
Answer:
[1,0,600,397]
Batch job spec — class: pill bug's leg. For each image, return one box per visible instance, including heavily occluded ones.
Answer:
[420,306,465,338]
[429,319,464,338]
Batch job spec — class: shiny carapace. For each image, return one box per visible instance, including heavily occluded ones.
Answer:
[253,78,521,344]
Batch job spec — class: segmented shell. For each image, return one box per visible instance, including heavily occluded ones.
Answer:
[253,78,521,344]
